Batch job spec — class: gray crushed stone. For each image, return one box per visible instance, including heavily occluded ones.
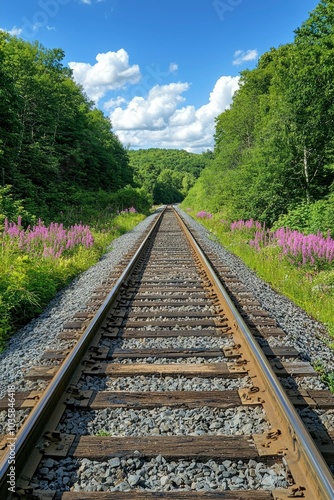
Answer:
[32,456,290,492]
[78,375,253,392]
[57,406,269,436]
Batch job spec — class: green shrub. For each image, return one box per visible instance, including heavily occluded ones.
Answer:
[0,185,36,228]
[272,196,334,235]
[108,186,152,214]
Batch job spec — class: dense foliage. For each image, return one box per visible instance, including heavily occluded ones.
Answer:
[128,148,212,204]
[1,3,334,348]
[0,32,142,222]
[183,0,334,233]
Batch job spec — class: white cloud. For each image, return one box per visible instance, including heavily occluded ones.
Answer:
[0,26,23,36]
[111,82,189,131]
[110,76,239,152]
[169,106,196,127]
[169,63,178,73]
[68,49,141,102]
[196,76,240,125]
[104,96,127,110]
[233,49,258,66]
[9,26,23,36]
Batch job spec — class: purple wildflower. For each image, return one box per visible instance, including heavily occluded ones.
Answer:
[2,218,94,259]
[196,211,213,219]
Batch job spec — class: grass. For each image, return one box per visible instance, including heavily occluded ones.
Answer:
[322,372,334,392]
[95,430,111,436]
[0,211,146,349]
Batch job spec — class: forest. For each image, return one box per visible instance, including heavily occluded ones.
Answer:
[0,31,146,224]
[183,0,334,236]
[129,148,212,204]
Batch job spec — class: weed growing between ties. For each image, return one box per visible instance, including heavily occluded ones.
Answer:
[183,207,334,342]
[0,210,145,349]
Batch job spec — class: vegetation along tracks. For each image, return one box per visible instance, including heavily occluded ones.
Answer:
[0,207,333,499]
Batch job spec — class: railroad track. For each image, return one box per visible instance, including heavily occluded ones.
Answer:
[0,206,334,499]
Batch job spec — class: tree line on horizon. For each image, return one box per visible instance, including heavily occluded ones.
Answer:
[128,148,212,205]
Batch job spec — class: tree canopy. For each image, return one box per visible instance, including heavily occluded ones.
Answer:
[0,32,134,222]
[183,0,334,229]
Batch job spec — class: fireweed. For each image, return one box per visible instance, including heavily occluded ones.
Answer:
[3,217,94,259]
[230,220,334,269]
[180,207,334,340]
[117,207,137,215]
[230,219,262,231]
[196,211,213,219]
[0,211,145,346]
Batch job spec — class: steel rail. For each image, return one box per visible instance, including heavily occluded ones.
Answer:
[175,208,334,500]
[0,208,165,499]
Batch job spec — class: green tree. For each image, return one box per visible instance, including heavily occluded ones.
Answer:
[0,32,135,222]
[129,148,211,203]
[183,2,334,227]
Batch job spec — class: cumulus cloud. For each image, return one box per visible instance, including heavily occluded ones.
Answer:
[104,96,127,111]
[68,49,141,102]
[111,82,189,131]
[233,49,258,66]
[196,76,240,125]
[110,76,239,152]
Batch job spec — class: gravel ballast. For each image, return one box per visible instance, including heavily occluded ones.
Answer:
[78,375,253,392]
[57,406,269,436]
[100,336,228,349]
[33,456,290,492]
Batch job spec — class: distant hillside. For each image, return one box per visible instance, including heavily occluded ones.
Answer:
[128,148,213,204]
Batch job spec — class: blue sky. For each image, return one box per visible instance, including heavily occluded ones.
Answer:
[1,0,319,152]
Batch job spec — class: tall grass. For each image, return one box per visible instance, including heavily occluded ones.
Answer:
[0,210,145,348]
